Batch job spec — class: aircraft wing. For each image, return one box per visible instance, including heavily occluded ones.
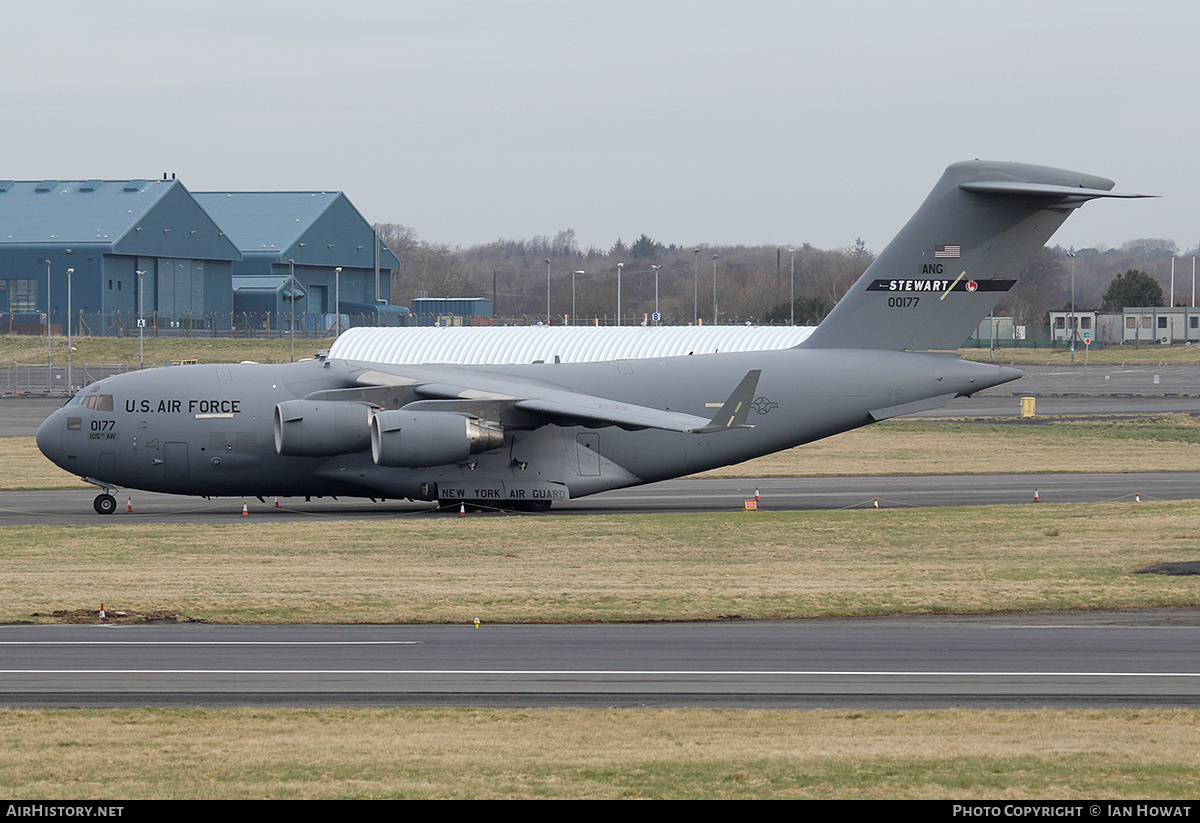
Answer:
[351,365,760,434]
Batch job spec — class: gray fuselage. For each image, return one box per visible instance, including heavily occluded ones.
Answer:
[36,348,1019,504]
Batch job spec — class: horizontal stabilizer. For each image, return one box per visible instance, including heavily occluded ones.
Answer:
[800,160,1147,352]
[958,181,1154,202]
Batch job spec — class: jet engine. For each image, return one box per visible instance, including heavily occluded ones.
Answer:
[371,410,504,468]
[274,400,372,457]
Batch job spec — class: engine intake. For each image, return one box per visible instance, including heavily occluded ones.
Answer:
[371,410,503,468]
[274,400,372,457]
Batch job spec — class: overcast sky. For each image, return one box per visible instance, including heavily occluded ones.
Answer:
[4,1,1196,256]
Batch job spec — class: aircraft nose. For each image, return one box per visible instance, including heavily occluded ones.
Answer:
[35,409,60,461]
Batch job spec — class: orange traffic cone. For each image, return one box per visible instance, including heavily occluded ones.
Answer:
[1033,488,1040,503]
[459,502,466,517]
[1135,492,1141,503]
[274,497,280,508]
[126,496,132,512]
[242,501,249,516]
[873,498,879,509]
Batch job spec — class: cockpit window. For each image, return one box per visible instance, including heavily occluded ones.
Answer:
[66,394,83,407]
[77,394,113,411]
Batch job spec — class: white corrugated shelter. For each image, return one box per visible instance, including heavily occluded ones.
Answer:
[329,325,815,365]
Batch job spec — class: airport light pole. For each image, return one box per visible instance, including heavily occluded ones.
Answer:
[651,265,661,324]
[712,253,718,325]
[288,258,296,362]
[1066,251,1076,363]
[788,247,795,326]
[616,262,623,326]
[334,267,342,338]
[66,268,73,391]
[545,258,551,324]
[573,271,584,325]
[44,260,51,389]
[136,270,146,370]
[989,307,995,361]
[693,249,699,325]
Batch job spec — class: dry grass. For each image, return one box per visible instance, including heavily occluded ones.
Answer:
[4,501,1199,624]
[701,415,1200,477]
[0,437,91,490]
[0,335,302,367]
[0,708,1197,798]
[961,345,1200,366]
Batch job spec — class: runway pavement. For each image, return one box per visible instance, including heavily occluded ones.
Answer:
[4,612,1200,708]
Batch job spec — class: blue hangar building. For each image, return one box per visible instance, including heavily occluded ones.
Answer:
[0,178,405,335]
[194,190,406,331]
[0,178,239,335]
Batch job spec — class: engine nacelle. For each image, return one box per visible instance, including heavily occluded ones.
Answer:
[371,410,504,468]
[274,400,372,457]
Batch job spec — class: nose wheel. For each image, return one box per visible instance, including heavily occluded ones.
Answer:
[93,493,117,515]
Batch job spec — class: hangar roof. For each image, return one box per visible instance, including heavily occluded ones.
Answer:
[195,191,341,252]
[329,325,814,365]
[194,191,401,269]
[0,179,178,244]
[0,178,241,261]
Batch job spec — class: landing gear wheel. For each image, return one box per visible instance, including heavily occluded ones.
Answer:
[521,499,553,512]
[93,493,117,515]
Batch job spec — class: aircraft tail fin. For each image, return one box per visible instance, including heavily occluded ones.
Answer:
[799,160,1151,351]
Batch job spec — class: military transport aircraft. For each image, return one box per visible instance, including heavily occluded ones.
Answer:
[37,160,1146,513]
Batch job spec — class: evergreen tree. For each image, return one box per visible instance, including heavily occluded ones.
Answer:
[1100,269,1164,309]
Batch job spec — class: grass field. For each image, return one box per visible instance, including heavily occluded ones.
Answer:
[2,708,1198,799]
[961,345,1200,366]
[0,334,308,367]
[4,502,1198,624]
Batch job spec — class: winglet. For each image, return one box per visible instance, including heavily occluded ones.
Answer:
[689,370,761,433]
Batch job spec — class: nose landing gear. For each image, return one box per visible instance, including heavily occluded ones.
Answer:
[82,478,120,515]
